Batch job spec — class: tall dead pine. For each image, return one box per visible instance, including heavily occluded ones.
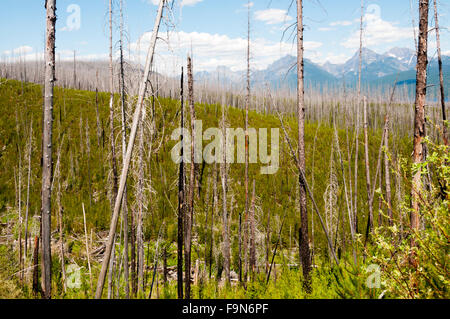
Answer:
[185,56,195,299]
[363,97,374,234]
[384,113,393,226]
[249,180,256,278]
[118,0,130,298]
[177,67,185,299]
[220,96,231,284]
[433,0,448,145]
[107,0,119,298]
[243,0,251,284]
[296,0,312,292]
[353,0,364,235]
[41,0,56,299]
[411,0,429,256]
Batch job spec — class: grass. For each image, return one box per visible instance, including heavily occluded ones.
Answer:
[0,78,426,299]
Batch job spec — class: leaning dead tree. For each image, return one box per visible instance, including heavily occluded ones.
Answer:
[41,0,57,299]
[95,0,166,299]
[296,0,312,292]
[411,0,429,255]
[433,0,448,145]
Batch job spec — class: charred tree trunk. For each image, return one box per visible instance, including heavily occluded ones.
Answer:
[119,0,130,298]
[243,0,251,284]
[384,114,393,226]
[249,180,256,279]
[24,119,33,264]
[353,0,364,235]
[185,56,195,299]
[108,0,119,206]
[221,96,231,285]
[95,75,102,147]
[433,0,448,145]
[363,97,374,235]
[137,108,145,295]
[131,209,137,296]
[209,163,218,279]
[107,0,119,299]
[32,235,40,297]
[296,0,312,292]
[177,67,185,299]
[41,0,56,299]
[411,0,429,256]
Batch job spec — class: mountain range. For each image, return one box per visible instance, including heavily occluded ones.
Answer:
[196,47,450,97]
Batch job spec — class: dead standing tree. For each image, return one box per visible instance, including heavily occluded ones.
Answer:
[95,0,166,299]
[354,0,364,235]
[108,0,119,208]
[118,0,130,299]
[249,180,256,279]
[41,0,56,299]
[177,67,184,299]
[243,0,251,284]
[296,0,312,292]
[363,96,374,232]
[107,0,119,299]
[433,0,448,145]
[185,55,197,299]
[221,94,231,285]
[411,0,429,261]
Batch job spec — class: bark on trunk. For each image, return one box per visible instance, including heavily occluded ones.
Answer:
[221,97,231,284]
[185,56,195,299]
[119,0,130,298]
[107,0,119,298]
[384,114,393,226]
[363,97,374,234]
[297,0,312,292]
[41,0,56,299]
[411,0,429,255]
[177,67,184,299]
[243,0,251,284]
[433,0,448,145]
[354,0,364,235]
[249,180,256,278]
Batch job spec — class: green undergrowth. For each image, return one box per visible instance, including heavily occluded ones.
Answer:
[2,78,445,299]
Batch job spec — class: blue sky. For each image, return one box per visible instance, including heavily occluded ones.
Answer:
[1,0,449,74]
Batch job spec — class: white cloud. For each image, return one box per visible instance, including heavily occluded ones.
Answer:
[330,21,352,27]
[13,46,33,55]
[129,30,322,74]
[148,0,203,6]
[243,2,254,8]
[181,0,203,6]
[2,46,34,59]
[322,53,351,65]
[0,46,109,63]
[318,27,334,32]
[342,11,414,49]
[254,9,293,25]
